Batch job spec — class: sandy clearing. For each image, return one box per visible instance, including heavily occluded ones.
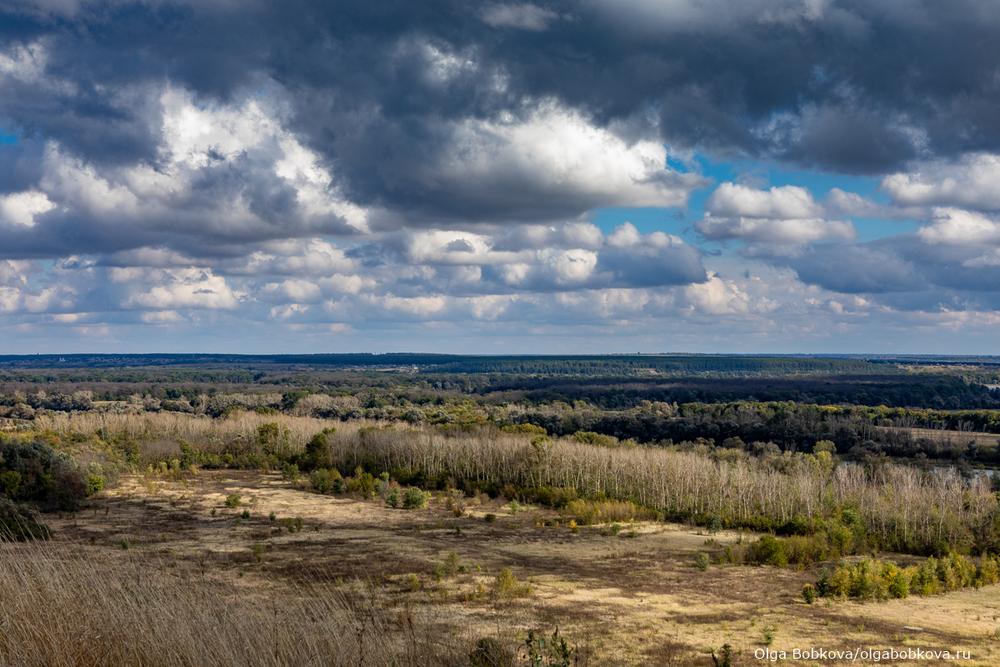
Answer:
[38,470,1000,666]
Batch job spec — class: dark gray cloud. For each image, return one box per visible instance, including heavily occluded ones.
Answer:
[781,103,920,173]
[6,0,1000,350]
[0,140,44,194]
[754,231,1000,302]
[775,242,925,293]
[4,0,1000,194]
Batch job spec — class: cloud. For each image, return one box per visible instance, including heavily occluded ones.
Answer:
[140,310,184,324]
[0,260,31,285]
[698,183,855,245]
[376,294,449,318]
[0,280,75,314]
[482,4,558,31]
[698,217,855,245]
[7,0,1000,181]
[707,183,823,219]
[384,102,706,223]
[394,222,706,293]
[748,219,1000,302]
[681,273,751,315]
[492,222,604,252]
[261,279,323,304]
[123,268,241,310]
[0,40,47,83]
[103,247,196,268]
[0,88,368,260]
[775,102,923,173]
[825,188,890,218]
[779,243,922,293]
[595,224,706,288]
[0,287,21,313]
[883,154,1000,211]
[588,0,836,33]
[6,1,1000,349]
[229,239,358,276]
[0,191,54,227]
[918,208,1000,245]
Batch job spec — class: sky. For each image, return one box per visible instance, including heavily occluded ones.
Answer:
[2,1,1000,354]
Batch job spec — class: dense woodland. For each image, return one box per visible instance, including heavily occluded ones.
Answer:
[2,355,1000,468]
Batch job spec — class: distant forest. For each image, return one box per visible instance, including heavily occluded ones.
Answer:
[2,352,996,374]
[2,353,1000,468]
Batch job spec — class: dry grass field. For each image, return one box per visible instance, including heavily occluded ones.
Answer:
[7,469,998,666]
[878,426,1000,448]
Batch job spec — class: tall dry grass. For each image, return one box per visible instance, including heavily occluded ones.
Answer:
[0,539,469,667]
[27,411,999,552]
[34,411,354,448]
[330,427,997,553]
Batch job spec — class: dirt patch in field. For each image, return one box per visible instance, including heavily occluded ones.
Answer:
[42,471,1000,666]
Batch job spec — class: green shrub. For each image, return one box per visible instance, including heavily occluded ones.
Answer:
[499,423,547,436]
[977,554,1000,586]
[572,431,618,447]
[384,486,401,509]
[884,563,910,598]
[0,497,50,540]
[469,637,515,667]
[911,558,940,596]
[523,486,578,508]
[782,534,828,566]
[779,514,813,536]
[492,567,531,599]
[525,629,571,667]
[562,498,655,525]
[178,441,199,470]
[0,470,21,497]
[302,429,334,471]
[402,487,429,509]
[801,583,816,604]
[86,473,105,496]
[695,552,710,571]
[309,468,343,494]
[279,517,304,533]
[815,552,996,601]
[224,494,242,508]
[711,644,734,667]
[433,552,461,580]
[120,441,141,466]
[0,440,88,511]
[825,521,855,556]
[813,440,837,455]
[848,558,886,599]
[746,535,788,567]
[255,423,291,458]
[346,467,376,497]
[818,564,852,598]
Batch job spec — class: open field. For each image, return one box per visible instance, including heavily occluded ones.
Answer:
[3,359,1000,665]
[4,469,996,666]
[878,426,1000,448]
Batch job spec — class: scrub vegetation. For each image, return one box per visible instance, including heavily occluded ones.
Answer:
[2,354,999,664]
